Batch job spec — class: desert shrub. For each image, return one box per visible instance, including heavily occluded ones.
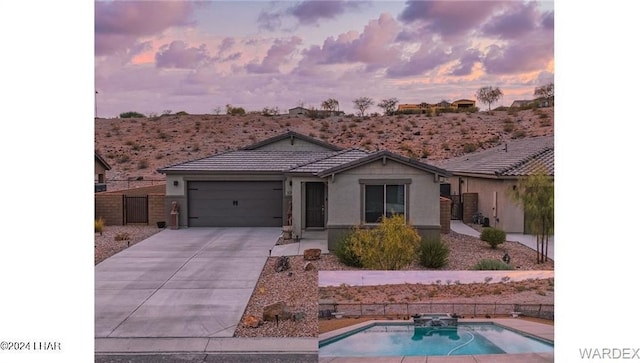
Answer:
[117,154,130,164]
[539,118,552,127]
[463,143,477,153]
[511,130,527,139]
[347,214,420,270]
[114,232,130,241]
[418,237,449,268]
[503,122,514,132]
[473,259,514,270]
[480,227,506,248]
[137,159,149,170]
[334,233,363,268]
[95,217,104,235]
[119,111,145,118]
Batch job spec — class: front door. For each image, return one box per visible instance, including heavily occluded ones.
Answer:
[305,182,325,228]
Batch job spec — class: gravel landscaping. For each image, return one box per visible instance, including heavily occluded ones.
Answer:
[94,225,163,265]
[95,226,553,338]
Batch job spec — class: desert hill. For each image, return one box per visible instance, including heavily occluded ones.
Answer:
[94,107,553,191]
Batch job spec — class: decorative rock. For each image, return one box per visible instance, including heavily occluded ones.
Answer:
[293,311,305,321]
[303,248,321,261]
[243,315,261,328]
[303,261,315,271]
[274,256,290,272]
[263,301,291,321]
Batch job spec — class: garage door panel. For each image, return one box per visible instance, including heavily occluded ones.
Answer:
[187,181,283,227]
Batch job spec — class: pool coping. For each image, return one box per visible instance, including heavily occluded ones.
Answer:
[319,318,554,363]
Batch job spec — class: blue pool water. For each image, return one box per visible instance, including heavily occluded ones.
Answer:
[319,322,553,357]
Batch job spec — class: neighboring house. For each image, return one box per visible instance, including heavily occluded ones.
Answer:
[397,103,430,113]
[451,99,476,109]
[510,98,551,108]
[288,107,309,115]
[437,136,554,233]
[158,131,450,249]
[398,99,475,114]
[288,107,345,117]
[510,100,534,108]
[95,151,111,192]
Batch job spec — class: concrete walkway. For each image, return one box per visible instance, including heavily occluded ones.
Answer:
[271,230,329,256]
[450,221,554,260]
[96,227,318,356]
[96,227,282,339]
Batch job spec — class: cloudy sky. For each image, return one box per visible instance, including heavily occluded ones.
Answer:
[95,0,554,117]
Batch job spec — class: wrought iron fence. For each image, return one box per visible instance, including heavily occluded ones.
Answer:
[319,302,554,320]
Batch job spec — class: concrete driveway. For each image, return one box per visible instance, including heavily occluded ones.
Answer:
[95,227,281,339]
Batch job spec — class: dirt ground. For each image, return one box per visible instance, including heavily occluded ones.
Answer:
[95,108,553,191]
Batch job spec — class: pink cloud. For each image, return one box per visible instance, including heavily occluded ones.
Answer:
[155,41,211,69]
[481,2,539,40]
[246,37,303,74]
[95,1,195,56]
[258,0,369,30]
[296,13,401,71]
[398,1,508,38]
[482,32,553,75]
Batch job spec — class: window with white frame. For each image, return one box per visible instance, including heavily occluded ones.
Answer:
[364,184,406,223]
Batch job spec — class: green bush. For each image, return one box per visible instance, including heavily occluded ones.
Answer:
[418,237,449,268]
[95,217,105,235]
[341,215,420,270]
[334,233,363,268]
[480,227,506,249]
[119,111,145,118]
[473,259,514,270]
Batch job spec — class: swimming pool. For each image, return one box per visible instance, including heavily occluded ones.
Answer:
[319,322,554,357]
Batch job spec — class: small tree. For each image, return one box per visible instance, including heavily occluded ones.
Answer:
[262,106,279,116]
[534,82,554,106]
[321,98,339,112]
[509,170,554,263]
[476,86,503,111]
[377,98,399,116]
[119,111,145,118]
[353,97,374,117]
[347,214,420,270]
[226,104,246,115]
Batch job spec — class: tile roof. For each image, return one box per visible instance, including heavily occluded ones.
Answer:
[287,149,371,174]
[158,150,337,173]
[437,136,554,177]
[242,130,342,151]
[159,132,453,177]
[318,150,451,178]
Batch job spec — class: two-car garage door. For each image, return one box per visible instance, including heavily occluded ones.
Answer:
[187,181,283,227]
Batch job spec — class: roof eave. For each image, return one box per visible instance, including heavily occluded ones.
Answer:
[242,131,342,151]
[317,151,451,178]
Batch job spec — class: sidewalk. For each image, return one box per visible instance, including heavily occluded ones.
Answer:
[450,221,554,260]
[271,230,329,256]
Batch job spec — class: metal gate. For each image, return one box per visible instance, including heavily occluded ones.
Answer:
[124,196,148,224]
[450,194,463,220]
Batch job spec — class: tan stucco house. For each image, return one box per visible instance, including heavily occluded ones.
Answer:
[437,135,554,233]
[158,131,450,249]
[95,151,111,192]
